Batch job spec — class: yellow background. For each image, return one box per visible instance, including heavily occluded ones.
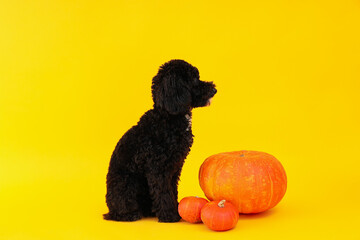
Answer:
[1,0,360,239]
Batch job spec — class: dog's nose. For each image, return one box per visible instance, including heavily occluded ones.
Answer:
[212,88,217,95]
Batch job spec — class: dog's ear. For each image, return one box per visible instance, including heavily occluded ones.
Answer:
[152,73,191,115]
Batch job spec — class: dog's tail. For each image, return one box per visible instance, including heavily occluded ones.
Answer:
[103,212,112,220]
[103,211,142,221]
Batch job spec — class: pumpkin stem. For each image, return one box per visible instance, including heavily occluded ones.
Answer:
[218,200,226,208]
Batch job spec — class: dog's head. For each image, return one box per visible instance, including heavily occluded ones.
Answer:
[152,59,217,115]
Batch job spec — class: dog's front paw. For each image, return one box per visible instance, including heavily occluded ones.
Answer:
[158,211,181,223]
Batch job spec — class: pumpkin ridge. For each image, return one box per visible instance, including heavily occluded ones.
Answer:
[263,160,274,210]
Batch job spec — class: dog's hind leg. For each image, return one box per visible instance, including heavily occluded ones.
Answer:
[104,172,142,221]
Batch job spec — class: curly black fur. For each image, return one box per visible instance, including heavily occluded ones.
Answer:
[104,59,217,222]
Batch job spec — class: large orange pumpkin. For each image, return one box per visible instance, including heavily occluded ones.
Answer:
[199,150,287,214]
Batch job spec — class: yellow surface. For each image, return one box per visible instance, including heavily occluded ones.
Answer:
[1,0,360,239]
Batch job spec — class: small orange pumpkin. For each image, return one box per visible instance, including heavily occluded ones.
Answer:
[201,200,239,231]
[199,150,287,214]
[178,196,208,223]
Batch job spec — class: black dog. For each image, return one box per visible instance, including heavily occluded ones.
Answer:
[104,59,216,222]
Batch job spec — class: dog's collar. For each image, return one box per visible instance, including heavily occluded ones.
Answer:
[185,114,192,131]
